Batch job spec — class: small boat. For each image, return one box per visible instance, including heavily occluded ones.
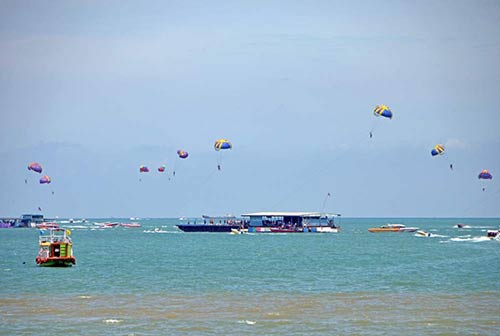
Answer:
[36,222,59,229]
[36,228,76,267]
[99,222,120,228]
[486,230,500,240]
[120,222,141,228]
[416,230,432,237]
[368,224,418,233]
[230,228,248,235]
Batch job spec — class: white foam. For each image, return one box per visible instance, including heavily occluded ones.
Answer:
[103,319,123,324]
[77,295,91,299]
[450,237,492,243]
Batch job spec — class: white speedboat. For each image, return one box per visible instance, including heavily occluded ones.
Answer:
[416,230,431,237]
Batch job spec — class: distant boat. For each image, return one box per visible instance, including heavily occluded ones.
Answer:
[36,228,76,267]
[368,224,418,233]
[120,223,141,228]
[230,228,248,235]
[416,230,432,237]
[486,229,500,240]
[99,222,120,228]
[36,222,59,230]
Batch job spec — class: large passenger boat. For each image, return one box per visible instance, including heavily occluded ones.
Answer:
[241,212,341,233]
[35,228,76,267]
[176,215,247,233]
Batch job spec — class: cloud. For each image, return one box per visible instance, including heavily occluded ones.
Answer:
[445,138,469,150]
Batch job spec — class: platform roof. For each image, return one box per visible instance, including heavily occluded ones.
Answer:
[241,212,336,217]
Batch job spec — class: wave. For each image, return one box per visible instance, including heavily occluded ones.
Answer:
[449,237,493,243]
[103,319,123,324]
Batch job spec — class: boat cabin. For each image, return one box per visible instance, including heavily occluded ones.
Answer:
[241,212,340,233]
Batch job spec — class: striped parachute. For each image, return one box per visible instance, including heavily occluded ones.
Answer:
[177,150,188,159]
[39,175,51,184]
[431,144,445,156]
[214,139,232,170]
[478,169,492,180]
[158,165,166,172]
[373,105,393,119]
[139,165,149,173]
[28,162,43,174]
[214,139,232,151]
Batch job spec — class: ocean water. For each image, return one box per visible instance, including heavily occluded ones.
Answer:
[1,218,499,335]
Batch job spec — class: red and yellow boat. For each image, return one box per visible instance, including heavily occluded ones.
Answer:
[368,224,418,233]
[35,228,76,267]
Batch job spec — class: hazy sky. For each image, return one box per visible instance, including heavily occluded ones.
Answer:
[1,0,499,218]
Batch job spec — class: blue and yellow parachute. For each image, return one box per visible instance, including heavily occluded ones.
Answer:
[373,105,393,119]
[431,144,445,156]
[214,139,232,151]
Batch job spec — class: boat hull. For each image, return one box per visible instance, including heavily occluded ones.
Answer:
[176,224,241,232]
[36,257,75,267]
[368,228,401,233]
[249,226,340,233]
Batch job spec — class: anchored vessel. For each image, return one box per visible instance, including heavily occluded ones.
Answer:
[241,212,341,233]
[35,228,76,267]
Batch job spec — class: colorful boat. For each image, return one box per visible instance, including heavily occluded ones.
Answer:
[242,212,341,233]
[368,224,418,233]
[35,228,76,267]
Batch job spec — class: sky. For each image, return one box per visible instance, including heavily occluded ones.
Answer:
[1,0,499,218]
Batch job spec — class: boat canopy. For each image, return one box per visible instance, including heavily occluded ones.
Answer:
[241,212,340,228]
[241,212,340,218]
[202,214,237,220]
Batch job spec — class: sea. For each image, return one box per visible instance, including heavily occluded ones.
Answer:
[1,217,499,335]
